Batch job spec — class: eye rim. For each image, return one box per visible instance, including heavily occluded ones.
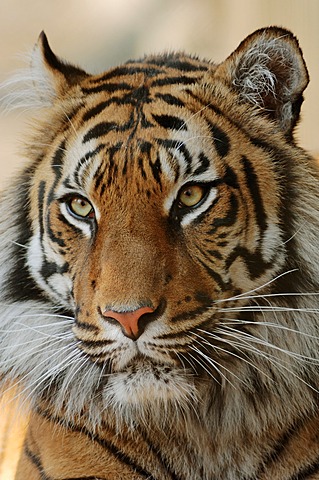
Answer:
[63,194,95,220]
[176,182,210,210]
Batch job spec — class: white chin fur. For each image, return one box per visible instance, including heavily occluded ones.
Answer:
[103,359,197,409]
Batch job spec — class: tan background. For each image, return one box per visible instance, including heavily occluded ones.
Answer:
[0,0,319,190]
[0,1,318,478]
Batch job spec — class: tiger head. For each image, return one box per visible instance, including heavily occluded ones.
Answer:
[1,27,317,425]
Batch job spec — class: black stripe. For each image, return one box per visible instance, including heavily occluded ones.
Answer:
[83,122,117,143]
[225,245,273,280]
[24,444,51,480]
[193,152,210,176]
[150,153,162,187]
[82,101,115,122]
[79,339,115,348]
[182,88,277,159]
[155,93,185,107]
[241,155,267,234]
[197,256,229,290]
[35,407,166,480]
[40,257,69,281]
[56,211,85,236]
[4,168,45,303]
[47,228,66,248]
[151,76,198,87]
[74,144,106,186]
[38,180,46,242]
[168,303,212,325]
[208,192,239,234]
[289,457,319,480]
[81,82,132,95]
[92,65,164,83]
[223,165,240,189]
[47,210,66,248]
[153,114,187,131]
[138,157,147,179]
[209,123,230,158]
[255,409,319,480]
[94,143,122,192]
[207,249,223,260]
[188,193,220,226]
[26,445,109,479]
[74,319,100,333]
[50,140,66,181]
[157,138,193,174]
[47,139,67,210]
[82,87,151,117]
[134,425,187,480]
[255,417,308,478]
[83,114,138,144]
[139,142,163,188]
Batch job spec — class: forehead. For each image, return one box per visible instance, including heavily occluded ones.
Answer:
[75,53,213,142]
[48,55,229,195]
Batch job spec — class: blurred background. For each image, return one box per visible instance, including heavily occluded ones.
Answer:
[0,1,318,478]
[0,0,318,189]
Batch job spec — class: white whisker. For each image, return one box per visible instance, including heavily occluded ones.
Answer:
[191,330,273,382]
[214,269,298,304]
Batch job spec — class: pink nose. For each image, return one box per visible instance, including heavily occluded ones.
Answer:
[102,306,155,340]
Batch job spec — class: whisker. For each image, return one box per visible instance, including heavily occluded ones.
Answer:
[1,341,79,405]
[218,305,319,313]
[176,101,215,133]
[191,331,273,382]
[10,240,28,249]
[0,333,73,353]
[188,345,239,389]
[20,349,84,409]
[214,269,298,304]
[221,318,319,340]
[216,325,319,364]
[220,291,319,303]
[187,350,222,386]
[222,336,319,395]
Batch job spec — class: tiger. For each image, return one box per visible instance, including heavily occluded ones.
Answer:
[0,25,319,480]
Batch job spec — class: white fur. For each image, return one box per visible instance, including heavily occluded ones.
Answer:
[0,42,57,112]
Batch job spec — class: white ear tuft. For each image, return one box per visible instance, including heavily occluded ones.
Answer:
[1,32,88,113]
[0,58,54,112]
[216,27,309,135]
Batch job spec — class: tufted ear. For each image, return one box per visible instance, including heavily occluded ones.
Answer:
[1,32,88,111]
[215,27,309,136]
[31,32,88,99]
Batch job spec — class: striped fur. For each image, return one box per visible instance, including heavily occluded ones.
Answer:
[1,27,319,479]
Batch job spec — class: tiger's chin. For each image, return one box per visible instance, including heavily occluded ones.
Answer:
[101,358,198,422]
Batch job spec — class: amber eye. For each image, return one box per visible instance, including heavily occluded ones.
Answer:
[178,184,207,208]
[67,196,94,219]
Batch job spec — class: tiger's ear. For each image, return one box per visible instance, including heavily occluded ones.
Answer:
[30,31,89,103]
[1,32,88,111]
[215,27,309,136]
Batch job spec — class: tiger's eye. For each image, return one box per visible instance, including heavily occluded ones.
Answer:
[178,185,206,208]
[68,197,94,218]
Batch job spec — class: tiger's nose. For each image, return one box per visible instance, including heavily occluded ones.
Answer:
[101,306,155,340]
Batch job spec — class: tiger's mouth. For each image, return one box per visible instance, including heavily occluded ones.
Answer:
[111,353,177,377]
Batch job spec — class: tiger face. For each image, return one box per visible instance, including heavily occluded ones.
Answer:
[1,27,316,431]
[23,40,290,409]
